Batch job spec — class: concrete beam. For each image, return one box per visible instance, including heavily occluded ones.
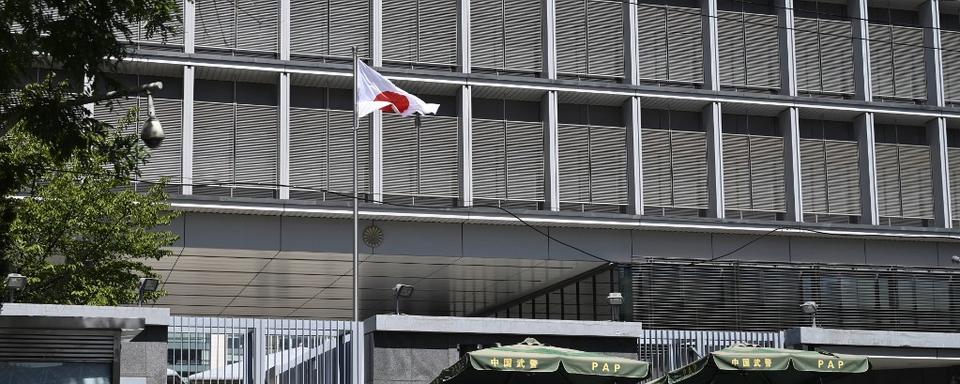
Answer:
[459,85,473,207]
[856,113,879,225]
[785,327,960,349]
[922,0,945,107]
[543,91,560,210]
[777,0,797,96]
[781,107,802,221]
[704,102,724,218]
[927,117,952,228]
[701,0,721,91]
[849,0,872,101]
[625,97,643,215]
[181,66,194,195]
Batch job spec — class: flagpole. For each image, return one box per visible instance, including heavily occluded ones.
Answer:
[351,45,360,384]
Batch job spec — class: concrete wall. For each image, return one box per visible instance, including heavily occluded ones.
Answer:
[121,325,169,384]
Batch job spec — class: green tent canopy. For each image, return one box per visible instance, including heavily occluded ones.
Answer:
[430,338,651,384]
[648,344,869,384]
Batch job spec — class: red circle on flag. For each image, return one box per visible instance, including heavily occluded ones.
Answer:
[374,91,410,113]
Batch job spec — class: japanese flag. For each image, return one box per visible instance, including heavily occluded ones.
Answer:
[356,59,440,118]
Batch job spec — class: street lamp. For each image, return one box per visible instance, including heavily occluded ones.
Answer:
[607,292,624,321]
[140,91,164,149]
[800,301,819,327]
[5,273,27,303]
[138,277,160,306]
[393,284,414,315]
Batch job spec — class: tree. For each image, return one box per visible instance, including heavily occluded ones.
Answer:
[0,0,182,304]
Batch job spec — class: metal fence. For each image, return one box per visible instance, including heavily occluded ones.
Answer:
[640,329,785,380]
[168,316,363,384]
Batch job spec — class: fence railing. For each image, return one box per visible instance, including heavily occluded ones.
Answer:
[168,316,362,384]
[640,329,785,380]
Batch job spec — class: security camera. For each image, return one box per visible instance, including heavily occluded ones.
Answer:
[952,255,960,264]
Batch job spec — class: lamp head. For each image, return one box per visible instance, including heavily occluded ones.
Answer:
[607,292,624,306]
[138,277,160,293]
[393,284,414,298]
[800,301,819,315]
[952,255,960,264]
[5,273,26,290]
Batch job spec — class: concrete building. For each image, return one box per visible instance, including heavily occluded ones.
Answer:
[83,0,960,335]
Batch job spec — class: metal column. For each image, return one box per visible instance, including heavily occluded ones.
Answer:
[704,102,724,218]
[855,113,880,225]
[701,0,721,91]
[181,66,194,196]
[777,0,797,97]
[543,0,557,79]
[922,0,952,228]
[849,0,872,101]
[624,0,640,86]
[781,107,802,222]
[459,85,473,207]
[625,97,643,215]
[543,90,560,211]
[279,73,290,199]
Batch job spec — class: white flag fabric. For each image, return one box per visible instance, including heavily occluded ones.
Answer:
[356,59,440,117]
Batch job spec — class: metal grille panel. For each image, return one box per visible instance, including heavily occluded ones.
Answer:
[633,259,960,332]
[640,329,783,381]
[0,329,115,363]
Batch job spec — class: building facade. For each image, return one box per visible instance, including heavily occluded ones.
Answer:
[96,0,960,332]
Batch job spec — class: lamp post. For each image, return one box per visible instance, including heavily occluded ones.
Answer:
[393,284,414,315]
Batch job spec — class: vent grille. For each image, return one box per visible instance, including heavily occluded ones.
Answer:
[0,329,115,362]
[633,259,960,332]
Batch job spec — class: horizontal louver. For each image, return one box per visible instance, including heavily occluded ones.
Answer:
[195,0,236,49]
[326,110,370,194]
[800,139,859,216]
[637,5,667,81]
[142,98,182,183]
[634,259,960,332]
[723,134,784,213]
[558,124,626,206]
[234,104,278,186]
[876,143,933,219]
[133,0,184,46]
[383,0,457,65]
[795,17,854,95]
[291,0,368,59]
[557,0,588,75]
[289,107,328,190]
[871,24,925,100]
[642,129,708,210]
[586,0,623,77]
[193,101,234,187]
[506,121,544,201]
[472,118,507,199]
[718,11,746,86]
[0,329,115,362]
[472,0,541,73]
[943,31,960,103]
[666,7,703,83]
[950,148,960,220]
[236,0,278,52]
[743,13,779,89]
[381,114,458,198]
